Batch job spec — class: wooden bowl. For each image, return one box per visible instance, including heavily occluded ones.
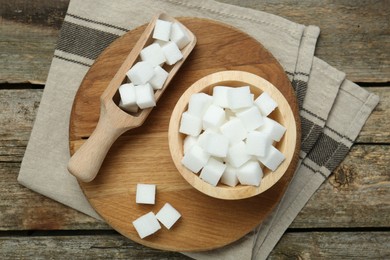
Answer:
[168,70,297,200]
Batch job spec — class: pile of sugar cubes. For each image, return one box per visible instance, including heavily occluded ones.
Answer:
[119,19,192,113]
[132,184,181,239]
[179,86,286,187]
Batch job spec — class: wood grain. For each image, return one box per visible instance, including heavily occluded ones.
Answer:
[69,18,298,252]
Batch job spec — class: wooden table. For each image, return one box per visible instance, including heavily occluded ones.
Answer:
[1,1,389,258]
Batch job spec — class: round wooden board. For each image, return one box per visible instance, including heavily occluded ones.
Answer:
[69,18,300,252]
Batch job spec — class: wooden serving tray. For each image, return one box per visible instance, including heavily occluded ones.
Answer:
[69,17,300,252]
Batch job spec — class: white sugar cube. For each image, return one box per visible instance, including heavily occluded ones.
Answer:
[212,86,230,108]
[255,92,278,116]
[258,117,286,142]
[135,83,156,109]
[221,164,239,187]
[140,43,166,67]
[226,141,251,168]
[188,93,213,118]
[202,132,229,158]
[181,145,210,173]
[258,145,285,171]
[197,129,216,150]
[133,212,161,239]
[220,117,247,143]
[170,22,191,49]
[161,41,183,65]
[153,19,172,41]
[236,161,263,186]
[245,131,272,157]
[156,203,181,229]
[118,83,138,113]
[149,65,169,90]
[136,184,156,204]
[203,104,226,130]
[183,135,198,154]
[179,111,202,136]
[127,61,155,85]
[227,86,253,110]
[199,157,226,186]
[236,106,264,131]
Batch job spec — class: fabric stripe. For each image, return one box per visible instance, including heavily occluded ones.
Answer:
[300,117,323,154]
[292,79,308,108]
[56,21,119,60]
[67,13,129,32]
[53,55,91,67]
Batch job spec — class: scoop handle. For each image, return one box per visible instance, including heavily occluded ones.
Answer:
[67,110,126,182]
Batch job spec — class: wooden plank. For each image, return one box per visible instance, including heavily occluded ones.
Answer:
[1,144,389,230]
[1,0,389,83]
[0,232,389,259]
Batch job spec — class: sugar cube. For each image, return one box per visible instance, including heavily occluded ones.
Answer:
[170,22,191,49]
[161,41,183,65]
[236,161,263,186]
[197,129,215,150]
[227,86,253,110]
[199,157,226,186]
[179,111,202,136]
[212,86,230,108]
[220,117,247,143]
[245,131,272,157]
[153,19,172,41]
[258,117,286,142]
[226,141,251,168]
[136,184,156,204]
[220,164,239,187]
[140,43,166,67]
[118,83,138,113]
[202,104,226,130]
[119,100,138,113]
[183,135,198,154]
[181,145,210,173]
[188,93,213,118]
[132,212,161,239]
[149,65,169,90]
[236,106,264,131]
[255,92,278,116]
[135,83,156,109]
[126,61,155,85]
[156,203,181,229]
[258,145,285,171]
[202,132,229,158]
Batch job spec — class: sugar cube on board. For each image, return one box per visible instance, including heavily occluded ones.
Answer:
[199,157,226,186]
[179,111,202,136]
[245,131,272,157]
[202,132,229,158]
[226,141,251,168]
[258,117,286,142]
[156,203,181,229]
[227,86,253,110]
[181,145,210,173]
[220,164,239,187]
[255,92,278,116]
[149,65,169,90]
[188,93,213,118]
[132,212,161,239]
[140,43,166,67]
[258,145,285,171]
[183,135,198,154]
[236,161,263,186]
[161,41,183,65]
[170,22,191,49]
[212,86,230,108]
[135,83,156,109]
[153,19,172,41]
[236,106,264,131]
[127,61,155,85]
[202,104,226,130]
[136,184,156,204]
[220,117,247,143]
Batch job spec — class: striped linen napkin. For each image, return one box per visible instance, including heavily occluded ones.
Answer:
[18,0,379,259]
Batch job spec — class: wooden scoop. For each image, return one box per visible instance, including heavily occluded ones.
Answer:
[67,13,197,182]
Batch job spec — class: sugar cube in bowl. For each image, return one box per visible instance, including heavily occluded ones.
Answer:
[168,70,298,200]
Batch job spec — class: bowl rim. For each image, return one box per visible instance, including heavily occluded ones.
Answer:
[168,70,297,200]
